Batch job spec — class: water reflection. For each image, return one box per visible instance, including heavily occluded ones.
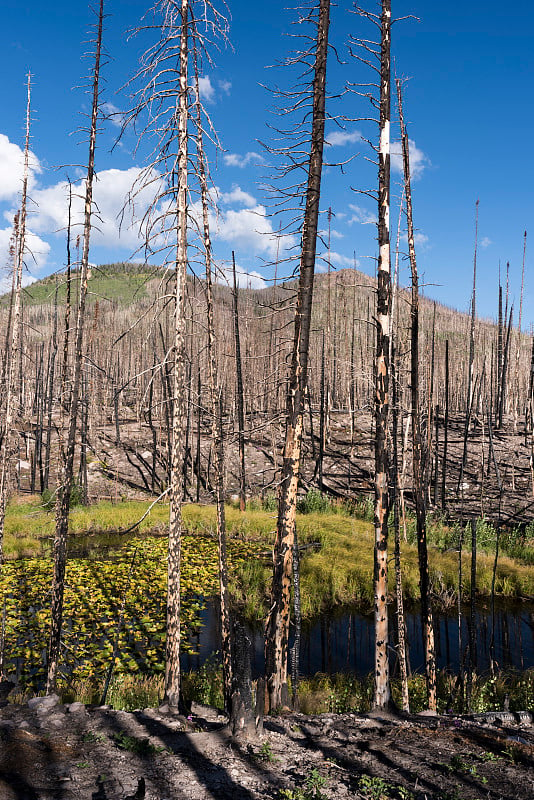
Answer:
[187,601,534,677]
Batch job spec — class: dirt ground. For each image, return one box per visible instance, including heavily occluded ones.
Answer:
[1,695,534,800]
[51,407,534,532]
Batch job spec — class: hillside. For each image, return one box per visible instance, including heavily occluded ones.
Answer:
[1,261,532,528]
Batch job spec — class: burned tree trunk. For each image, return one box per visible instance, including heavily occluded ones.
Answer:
[192,47,233,714]
[371,0,392,711]
[47,3,104,691]
[397,77,436,710]
[232,252,246,512]
[265,0,330,712]
[165,0,190,708]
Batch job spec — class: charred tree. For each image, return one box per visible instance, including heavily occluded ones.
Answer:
[232,252,246,512]
[397,77,436,710]
[47,3,104,691]
[265,0,330,712]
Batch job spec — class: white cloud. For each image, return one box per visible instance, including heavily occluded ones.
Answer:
[223,151,264,168]
[101,102,124,129]
[218,262,266,289]
[317,250,357,270]
[212,204,283,258]
[325,129,361,147]
[0,133,41,202]
[198,76,215,103]
[218,79,232,95]
[391,139,429,179]
[0,224,50,293]
[348,204,377,225]
[30,167,160,251]
[219,185,256,208]
[480,236,492,248]
[401,231,430,249]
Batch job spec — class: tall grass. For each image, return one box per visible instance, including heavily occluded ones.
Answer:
[5,496,534,615]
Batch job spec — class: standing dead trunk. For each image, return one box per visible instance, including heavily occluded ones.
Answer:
[441,340,449,511]
[232,252,246,512]
[466,517,477,710]
[192,49,233,715]
[43,281,59,491]
[265,0,330,712]
[396,77,436,710]
[0,212,24,562]
[0,75,32,561]
[47,3,104,692]
[371,0,392,710]
[513,232,526,431]
[164,0,189,709]
[391,341,409,711]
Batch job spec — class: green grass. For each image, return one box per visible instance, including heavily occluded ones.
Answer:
[50,666,534,717]
[5,496,534,615]
[0,265,158,309]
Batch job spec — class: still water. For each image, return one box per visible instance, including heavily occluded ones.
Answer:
[182,600,534,677]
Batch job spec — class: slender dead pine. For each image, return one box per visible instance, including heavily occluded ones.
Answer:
[0,76,32,562]
[265,0,330,712]
[369,0,393,710]
[232,252,246,512]
[192,49,233,712]
[164,0,189,708]
[47,3,104,692]
[397,76,436,710]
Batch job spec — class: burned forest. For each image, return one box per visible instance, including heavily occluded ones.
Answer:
[1,2,534,799]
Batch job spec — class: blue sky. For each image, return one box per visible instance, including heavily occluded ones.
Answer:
[0,0,532,324]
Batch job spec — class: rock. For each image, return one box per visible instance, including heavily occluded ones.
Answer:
[28,694,60,712]
[45,714,66,729]
[67,701,87,714]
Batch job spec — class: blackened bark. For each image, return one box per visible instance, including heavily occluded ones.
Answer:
[232,252,246,512]
[265,0,330,712]
[47,1,104,692]
[372,0,392,710]
[397,77,436,710]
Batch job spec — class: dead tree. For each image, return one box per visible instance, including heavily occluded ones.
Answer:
[397,77,436,710]
[47,2,104,691]
[0,209,25,562]
[264,0,330,712]
[232,252,246,512]
[191,47,233,714]
[458,201,479,494]
[124,0,229,708]
[351,0,393,708]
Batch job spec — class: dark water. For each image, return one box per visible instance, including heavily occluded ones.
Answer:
[182,601,534,677]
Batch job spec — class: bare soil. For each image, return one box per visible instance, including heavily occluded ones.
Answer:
[70,408,534,531]
[1,696,534,800]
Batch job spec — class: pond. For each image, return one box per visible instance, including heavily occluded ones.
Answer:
[185,599,534,678]
[2,534,533,690]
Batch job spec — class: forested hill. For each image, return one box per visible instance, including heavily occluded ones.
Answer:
[1,260,525,420]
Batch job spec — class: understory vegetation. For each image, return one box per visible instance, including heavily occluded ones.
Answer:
[2,491,534,693]
[12,663,534,718]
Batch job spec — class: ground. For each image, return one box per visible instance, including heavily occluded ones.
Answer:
[57,408,534,531]
[1,696,534,800]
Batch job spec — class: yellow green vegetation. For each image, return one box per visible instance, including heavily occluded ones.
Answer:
[3,493,534,692]
[4,494,534,619]
[0,532,259,689]
[35,664,534,717]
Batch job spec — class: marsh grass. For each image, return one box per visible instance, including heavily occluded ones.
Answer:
[4,496,534,616]
[68,667,533,716]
